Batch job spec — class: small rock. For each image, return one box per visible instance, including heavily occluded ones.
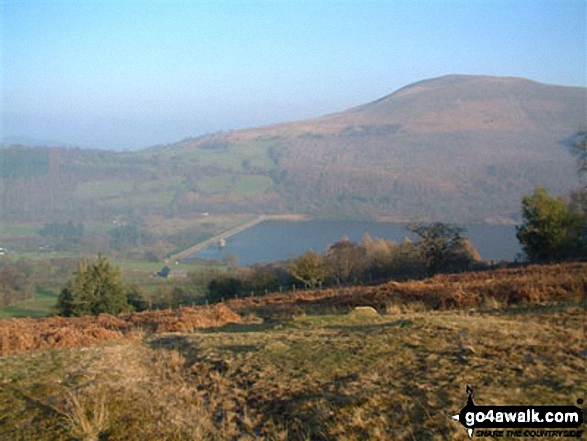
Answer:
[351,306,379,316]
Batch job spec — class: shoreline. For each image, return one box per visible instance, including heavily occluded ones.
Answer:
[172,215,520,265]
[169,213,310,261]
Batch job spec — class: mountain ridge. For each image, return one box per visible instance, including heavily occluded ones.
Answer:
[164,74,585,150]
[1,75,585,224]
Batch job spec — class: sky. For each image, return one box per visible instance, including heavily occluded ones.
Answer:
[1,0,586,150]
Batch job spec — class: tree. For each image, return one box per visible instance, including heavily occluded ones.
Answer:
[207,276,244,303]
[326,237,366,284]
[288,250,328,289]
[108,223,144,251]
[0,259,35,307]
[57,255,132,316]
[570,132,587,242]
[361,235,425,280]
[572,131,587,181]
[408,222,475,275]
[387,238,427,279]
[516,187,585,262]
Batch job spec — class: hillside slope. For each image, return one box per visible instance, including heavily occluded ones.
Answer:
[1,263,585,440]
[1,75,585,223]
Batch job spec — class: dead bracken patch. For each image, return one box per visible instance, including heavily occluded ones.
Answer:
[120,303,242,333]
[0,316,125,356]
[1,263,584,357]
[228,262,587,314]
[0,304,241,356]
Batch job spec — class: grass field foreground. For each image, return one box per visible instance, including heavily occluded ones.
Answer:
[0,306,585,440]
[0,263,585,440]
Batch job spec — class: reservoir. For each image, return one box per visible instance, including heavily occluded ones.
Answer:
[191,220,521,266]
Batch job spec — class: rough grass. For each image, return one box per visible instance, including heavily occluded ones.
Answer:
[0,263,585,440]
[1,306,584,440]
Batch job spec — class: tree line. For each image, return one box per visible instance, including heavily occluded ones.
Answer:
[54,223,483,315]
[3,180,586,316]
[53,180,587,316]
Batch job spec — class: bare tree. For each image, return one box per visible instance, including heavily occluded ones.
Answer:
[288,250,329,289]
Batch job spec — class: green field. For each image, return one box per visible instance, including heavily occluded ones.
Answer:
[233,175,274,197]
[0,267,226,320]
[0,256,225,319]
[0,224,41,235]
[171,139,276,172]
[0,289,58,319]
[0,211,245,319]
[0,211,257,257]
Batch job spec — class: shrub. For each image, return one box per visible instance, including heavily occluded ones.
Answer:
[57,255,132,317]
[516,187,586,262]
[207,276,244,303]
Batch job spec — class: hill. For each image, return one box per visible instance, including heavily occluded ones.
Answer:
[1,263,585,440]
[1,75,585,223]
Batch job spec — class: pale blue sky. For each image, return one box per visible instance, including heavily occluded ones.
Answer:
[1,0,586,150]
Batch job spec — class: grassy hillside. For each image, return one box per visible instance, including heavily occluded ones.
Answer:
[0,263,585,440]
[1,75,585,224]
[0,143,282,223]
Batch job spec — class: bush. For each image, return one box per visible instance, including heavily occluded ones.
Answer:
[126,285,150,312]
[57,255,132,317]
[516,187,586,262]
[207,276,244,304]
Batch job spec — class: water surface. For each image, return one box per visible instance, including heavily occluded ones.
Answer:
[191,220,521,266]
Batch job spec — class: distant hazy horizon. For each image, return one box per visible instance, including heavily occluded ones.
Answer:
[2,0,585,151]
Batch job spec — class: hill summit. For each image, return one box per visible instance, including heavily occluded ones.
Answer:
[168,75,585,222]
